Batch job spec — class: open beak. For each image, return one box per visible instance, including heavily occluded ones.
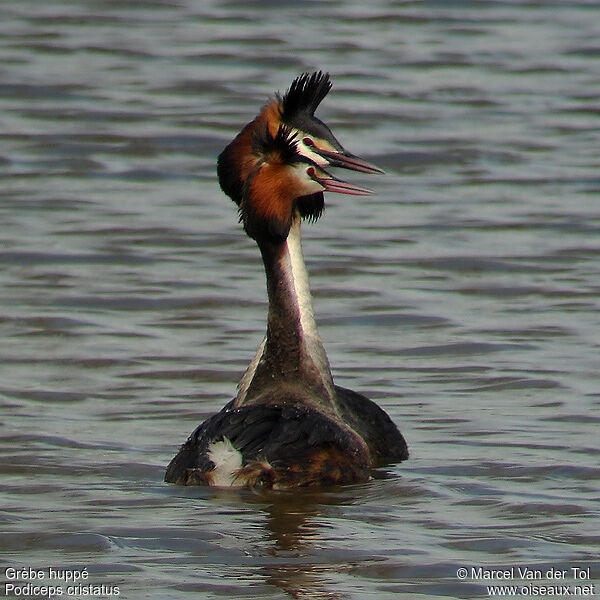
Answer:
[309,167,373,196]
[314,148,384,174]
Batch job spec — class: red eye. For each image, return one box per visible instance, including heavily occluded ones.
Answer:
[303,137,315,147]
[307,167,315,177]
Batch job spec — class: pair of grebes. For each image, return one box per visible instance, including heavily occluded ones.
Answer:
[165,72,408,489]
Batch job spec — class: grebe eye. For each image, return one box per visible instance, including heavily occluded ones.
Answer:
[307,166,315,177]
[303,137,315,147]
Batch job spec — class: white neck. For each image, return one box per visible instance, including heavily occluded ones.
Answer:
[235,214,338,414]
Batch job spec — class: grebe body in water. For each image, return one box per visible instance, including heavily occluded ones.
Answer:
[165,80,408,489]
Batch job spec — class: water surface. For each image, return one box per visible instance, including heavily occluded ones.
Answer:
[1,1,599,599]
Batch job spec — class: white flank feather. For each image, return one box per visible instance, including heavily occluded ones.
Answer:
[207,437,243,487]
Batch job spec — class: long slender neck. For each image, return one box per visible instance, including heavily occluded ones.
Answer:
[234,212,339,416]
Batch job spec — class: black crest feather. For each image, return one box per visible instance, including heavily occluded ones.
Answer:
[251,124,302,165]
[279,71,332,120]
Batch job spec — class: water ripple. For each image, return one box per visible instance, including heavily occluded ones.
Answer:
[1,1,599,599]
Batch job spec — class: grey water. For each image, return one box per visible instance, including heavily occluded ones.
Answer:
[1,1,599,599]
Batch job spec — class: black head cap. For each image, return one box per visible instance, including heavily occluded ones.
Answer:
[279,71,332,121]
[278,71,344,152]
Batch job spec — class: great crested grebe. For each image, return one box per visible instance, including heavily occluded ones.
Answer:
[165,98,408,488]
[217,71,383,210]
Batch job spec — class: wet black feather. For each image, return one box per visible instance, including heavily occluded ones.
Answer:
[168,402,366,471]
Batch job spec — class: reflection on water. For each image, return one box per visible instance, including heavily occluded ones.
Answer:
[1,1,599,598]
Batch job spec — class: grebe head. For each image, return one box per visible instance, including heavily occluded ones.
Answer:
[240,125,372,243]
[278,71,384,175]
[217,71,382,207]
